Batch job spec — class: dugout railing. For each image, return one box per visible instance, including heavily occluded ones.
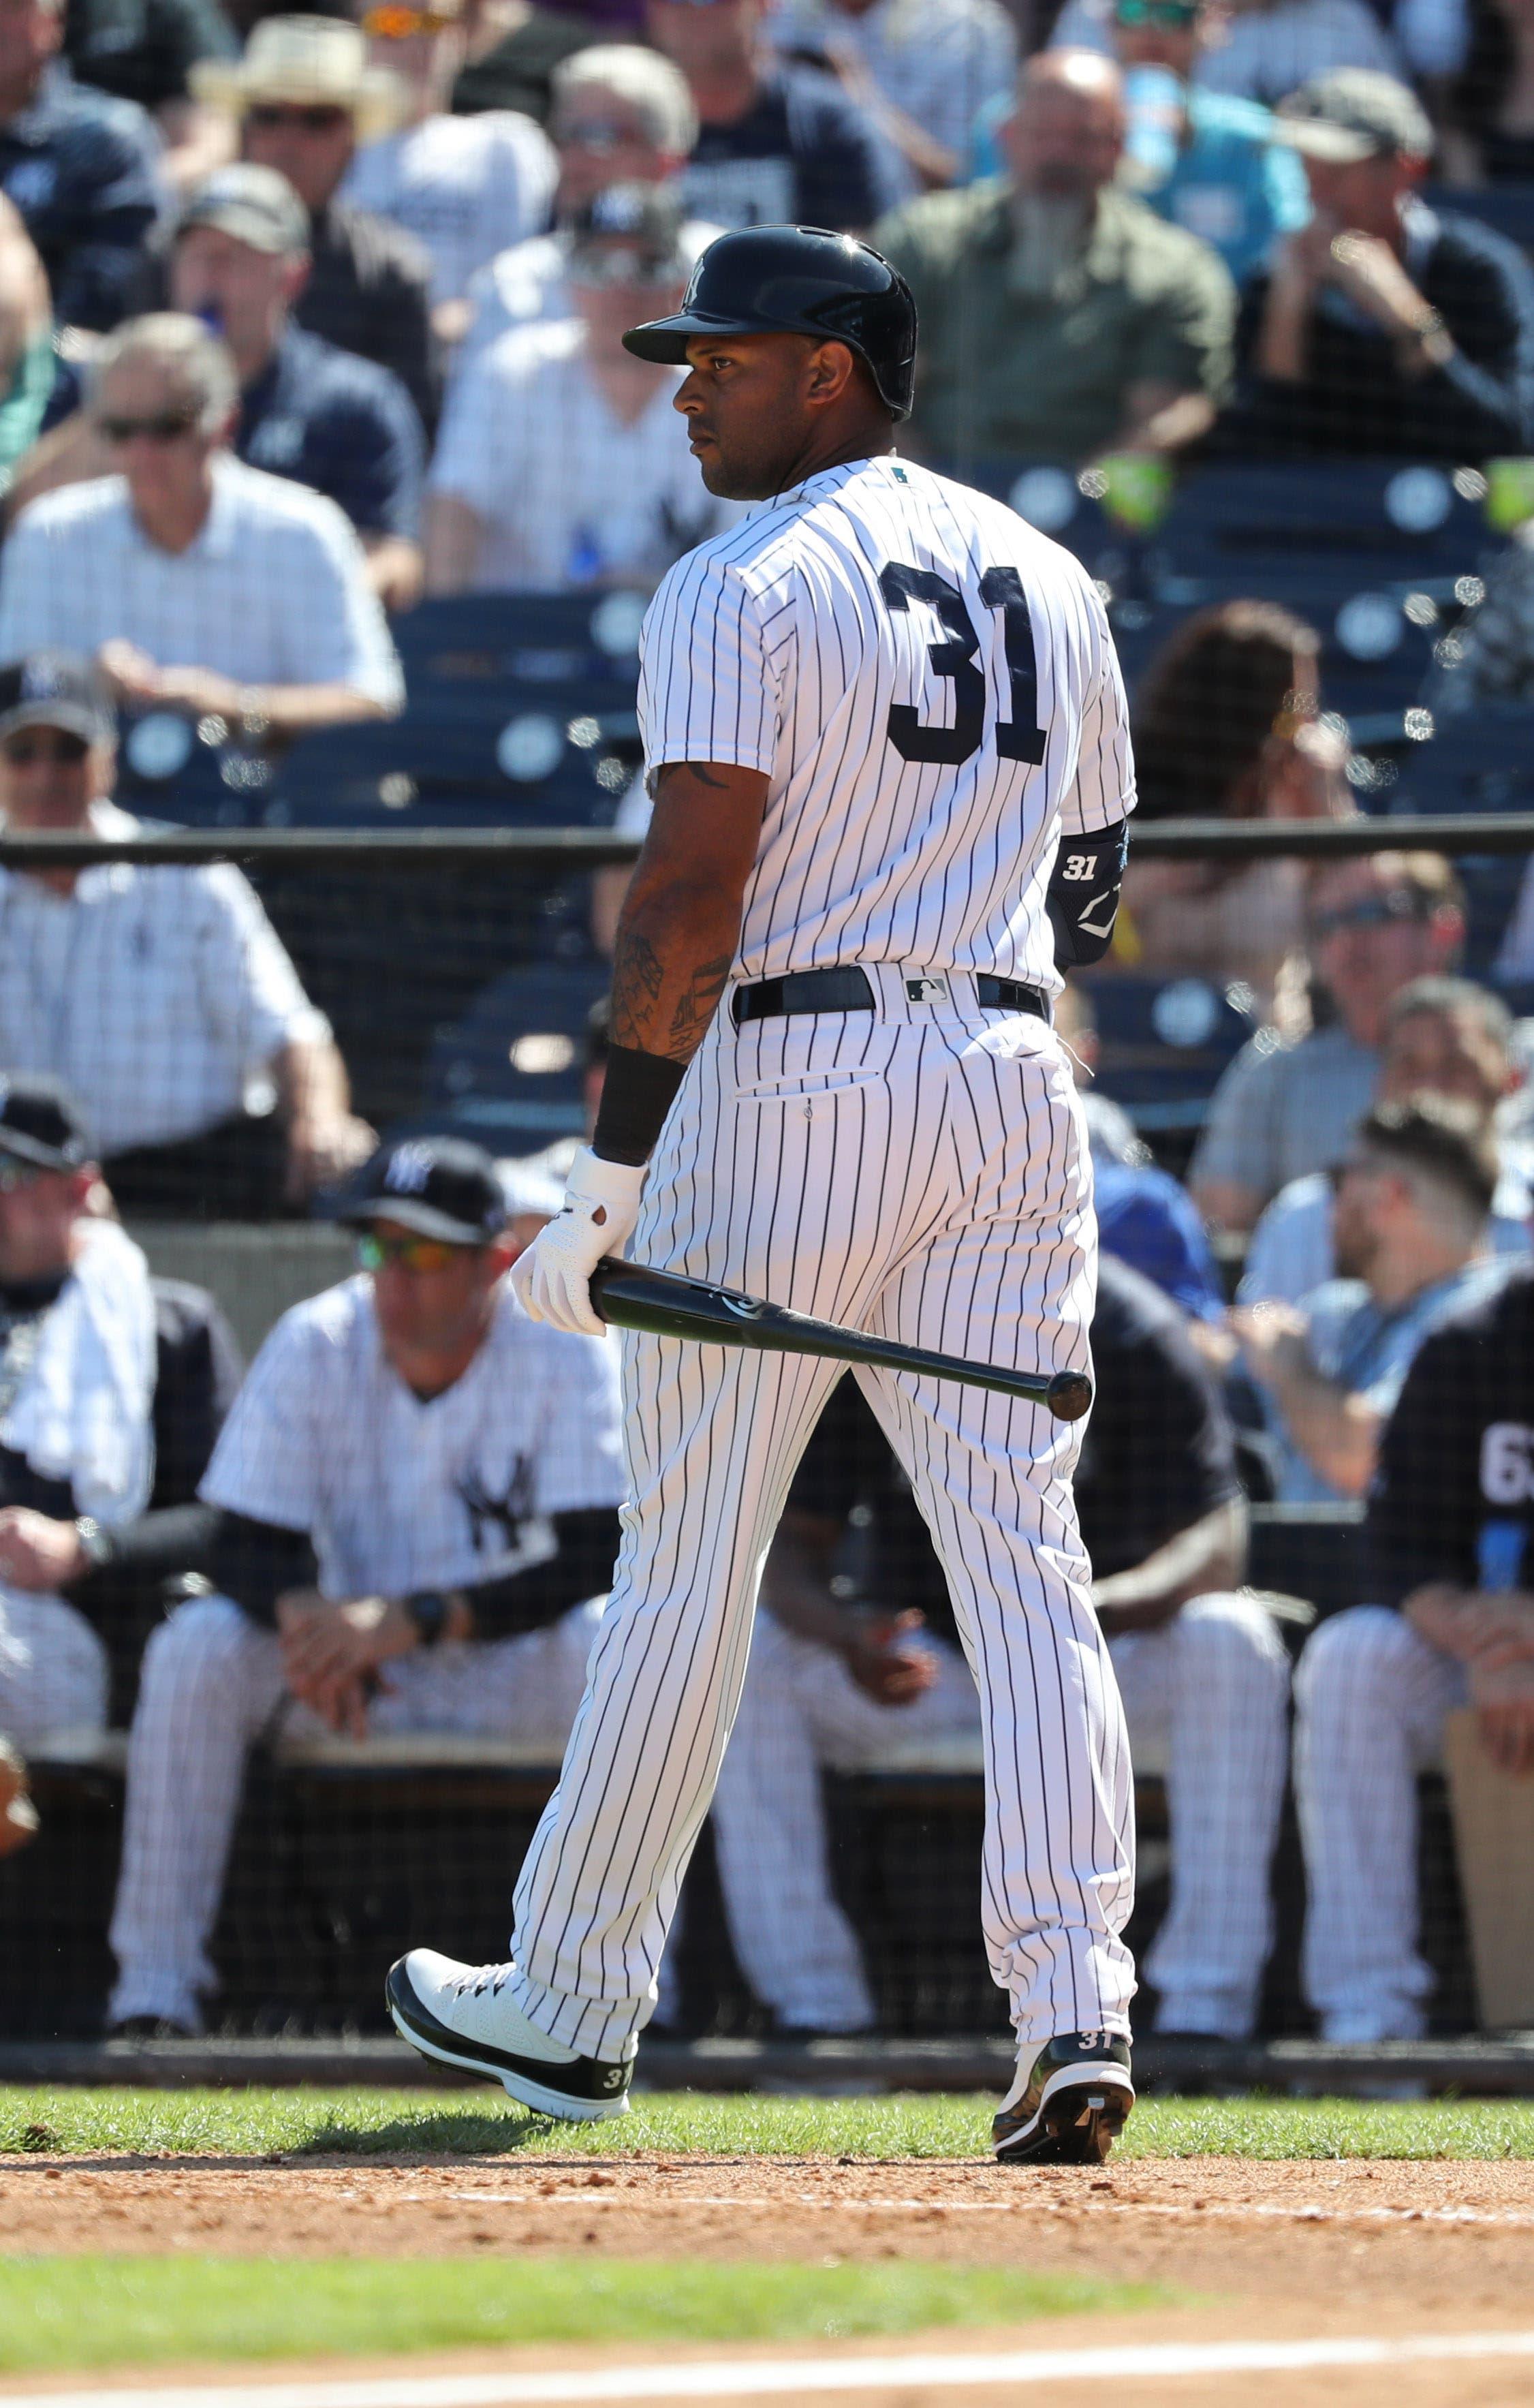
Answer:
[0,810,1530,2053]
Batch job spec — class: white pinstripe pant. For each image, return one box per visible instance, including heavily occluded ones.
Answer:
[109,1592,605,2032]
[712,1594,1289,2041]
[1295,1605,1467,2041]
[0,1588,109,1750]
[506,984,1137,2059]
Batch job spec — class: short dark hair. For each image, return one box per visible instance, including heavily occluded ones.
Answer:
[1353,1096,1499,1224]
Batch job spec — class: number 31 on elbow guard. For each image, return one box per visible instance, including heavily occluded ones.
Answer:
[879,562,1046,769]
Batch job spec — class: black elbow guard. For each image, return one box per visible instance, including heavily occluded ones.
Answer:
[1047,820,1129,970]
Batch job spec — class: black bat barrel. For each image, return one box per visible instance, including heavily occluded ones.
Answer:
[588,1259,1093,1421]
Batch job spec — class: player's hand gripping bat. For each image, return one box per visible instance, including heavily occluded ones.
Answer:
[588,1258,1093,1420]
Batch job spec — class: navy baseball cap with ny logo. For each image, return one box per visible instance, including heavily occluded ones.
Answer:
[339,1136,507,1245]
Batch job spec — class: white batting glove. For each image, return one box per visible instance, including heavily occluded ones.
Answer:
[510,1146,645,1336]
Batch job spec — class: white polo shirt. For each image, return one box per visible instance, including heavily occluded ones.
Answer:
[767,0,1017,165]
[0,457,404,711]
[343,110,558,307]
[0,799,328,1154]
[429,316,734,592]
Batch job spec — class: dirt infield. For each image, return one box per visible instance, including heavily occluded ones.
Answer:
[4,2150,1534,2313]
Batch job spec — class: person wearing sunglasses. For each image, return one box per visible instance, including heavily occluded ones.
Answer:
[0,647,377,1217]
[454,43,719,372]
[189,16,438,432]
[339,0,558,344]
[1191,850,1467,1237]
[426,181,734,592]
[106,1135,626,2039]
[0,311,403,743]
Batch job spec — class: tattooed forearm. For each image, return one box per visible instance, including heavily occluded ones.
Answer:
[610,927,666,1050]
[668,954,734,1055]
[608,754,768,1068]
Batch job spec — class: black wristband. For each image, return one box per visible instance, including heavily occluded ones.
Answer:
[591,1043,687,1167]
[404,1589,452,1648]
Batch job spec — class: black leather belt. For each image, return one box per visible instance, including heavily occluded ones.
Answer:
[732,968,1048,1024]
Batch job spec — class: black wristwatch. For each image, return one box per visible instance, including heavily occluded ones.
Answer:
[404,1588,453,1648]
[73,1516,114,1573]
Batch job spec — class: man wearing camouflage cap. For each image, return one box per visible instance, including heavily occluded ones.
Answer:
[1225,67,1534,461]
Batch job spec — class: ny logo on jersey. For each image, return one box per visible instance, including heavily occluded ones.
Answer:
[458,1455,535,1556]
[384,1142,435,1196]
[1058,853,1099,882]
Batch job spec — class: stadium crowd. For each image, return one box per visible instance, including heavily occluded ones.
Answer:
[2,0,1534,2052]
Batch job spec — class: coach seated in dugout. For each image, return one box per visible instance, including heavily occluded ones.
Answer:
[12,168,426,615]
[1240,975,1533,1307]
[1227,1097,1509,1504]
[710,1255,1287,2047]
[0,1077,240,1862]
[0,313,404,737]
[1294,1261,1534,2041]
[1217,70,1534,463]
[873,49,1236,469]
[105,1134,625,2038]
[0,651,375,1217]
[426,184,734,596]
[1189,849,1466,1238]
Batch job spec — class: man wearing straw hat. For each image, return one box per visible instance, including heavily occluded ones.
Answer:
[191,14,437,427]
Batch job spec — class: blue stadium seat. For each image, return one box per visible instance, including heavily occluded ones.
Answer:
[1153,461,1488,604]
[1083,972,1259,1137]
[425,961,610,1152]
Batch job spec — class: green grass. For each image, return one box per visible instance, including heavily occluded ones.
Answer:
[3,2086,1534,2161]
[0,2255,1164,2375]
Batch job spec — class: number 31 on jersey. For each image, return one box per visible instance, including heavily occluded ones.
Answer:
[880,562,1046,769]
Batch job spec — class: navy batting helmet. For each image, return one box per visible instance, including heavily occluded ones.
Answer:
[623,224,918,421]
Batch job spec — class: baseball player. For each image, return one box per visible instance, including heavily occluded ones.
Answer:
[388,225,1138,2162]
[107,1137,625,2037]
[1295,1260,1534,2041]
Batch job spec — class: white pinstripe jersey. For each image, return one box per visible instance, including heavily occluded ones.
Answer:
[637,454,1136,992]
[199,1277,626,1601]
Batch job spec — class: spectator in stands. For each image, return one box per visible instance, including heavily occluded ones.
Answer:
[1240,974,1532,1304]
[456,43,710,369]
[1189,849,1466,1235]
[1221,70,1534,462]
[711,1258,1287,2044]
[169,164,424,607]
[1109,600,1352,1027]
[1055,980,1228,1323]
[875,50,1236,469]
[0,1077,156,1849]
[0,651,376,1213]
[426,183,730,593]
[1044,0,1311,285]
[66,0,238,190]
[1054,0,1465,90]
[1230,1097,1506,1502]
[341,0,557,340]
[766,0,1018,194]
[0,194,56,485]
[1442,0,1534,183]
[1290,1261,1531,2032]
[192,15,437,430]
[106,1134,625,2037]
[0,314,403,735]
[1294,1259,1534,2038]
[0,0,164,329]
[646,0,906,234]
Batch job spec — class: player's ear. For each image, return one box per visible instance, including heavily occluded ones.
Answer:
[804,339,858,407]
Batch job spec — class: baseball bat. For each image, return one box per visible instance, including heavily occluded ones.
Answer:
[587,1258,1093,1421]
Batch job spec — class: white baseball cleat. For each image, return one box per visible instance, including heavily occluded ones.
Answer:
[386,1949,633,2121]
